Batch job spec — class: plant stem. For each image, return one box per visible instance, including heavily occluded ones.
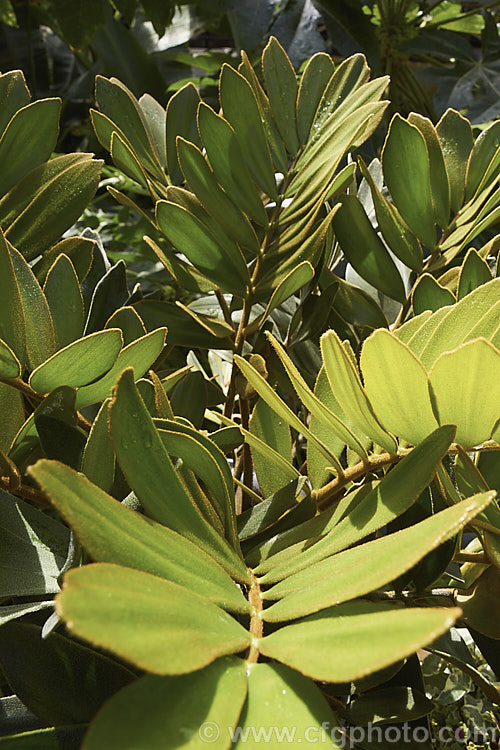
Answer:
[0,477,50,506]
[313,450,405,510]
[453,552,489,564]
[246,570,263,665]
[0,377,92,432]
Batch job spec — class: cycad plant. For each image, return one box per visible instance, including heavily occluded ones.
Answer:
[0,38,499,747]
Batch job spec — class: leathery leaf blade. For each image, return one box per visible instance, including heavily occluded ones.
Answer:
[84,657,248,750]
[109,369,249,583]
[0,338,20,379]
[262,37,299,156]
[43,253,84,348]
[29,330,123,394]
[320,330,397,453]
[250,397,292,499]
[165,82,201,184]
[408,113,450,228]
[261,492,494,621]
[197,103,268,227]
[156,200,250,297]
[360,329,439,445]
[56,564,251,674]
[176,137,259,254]
[237,662,338,745]
[296,53,335,145]
[219,64,277,200]
[75,328,166,409]
[81,399,115,494]
[382,115,436,249]
[331,194,406,302]
[437,109,473,213]
[256,425,456,580]
[29,460,249,614]
[259,601,461,683]
[0,229,25,365]
[9,244,55,370]
[429,339,500,448]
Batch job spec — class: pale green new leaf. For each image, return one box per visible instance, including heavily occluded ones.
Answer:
[29,460,249,615]
[360,330,439,444]
[429,339,500,448]
[255,425,455,578]
[261,492,493,621]
[259,601,460,683]
[56,563,251,674]
[320,330,397,453]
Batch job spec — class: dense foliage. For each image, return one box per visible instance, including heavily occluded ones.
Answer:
[0,4,499,748]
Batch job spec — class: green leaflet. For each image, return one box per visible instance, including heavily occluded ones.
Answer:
[75,327,167,409]
[415,277,500,369]
[358,157,423,272]
[255,425,456,579]
[176,137,260,254]
[43,254,84,349]
[84,657,248,750]
[457,248,492,300]
[296,52,335,145]
[249,398,292,498]
[465,120,500,201]
[408,112,450,228]
[0,70,30,134]
[0,487,69,597]
[0,230,25,366]
[109,369,249,583]
[237,662,338,744]
[81,399,115,494]
[56,563,251,674]
[29,460,249,615]
[320,330,397,453]
[219,64,277,200]
[105,306,147,345]
[165,82,201,184]
[0,98,61,197]
[0,338,20,379]
[95,76,164,180]
[29,330,123,394]
[382,114,436,249]
[259,601,460,683]
[261,37,299,156]
[0,153,102,261]
[267,333,368,459]
[0,383,24,455]
[360,329,439,445]
[437,108,474,214]
[412,273,455,314]
[429,339,500,448]
[261,492,493,621]
[331,194,406,302]
[9,244,56,371]
[234,354,344,472]
[156,200,250,297]
[198,103,269,227]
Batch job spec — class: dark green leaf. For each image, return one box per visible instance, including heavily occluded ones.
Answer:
[262,37,299,156]
[332,195,406,302]
[43,254,84,349]
[0,622,134,725]
[436,108,474,214]
[165,82,201,184]
[0,99,61,197]
[382,115,436,249]
[296,52,335,145]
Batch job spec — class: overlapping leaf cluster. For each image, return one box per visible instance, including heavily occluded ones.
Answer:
[0,39,499,748]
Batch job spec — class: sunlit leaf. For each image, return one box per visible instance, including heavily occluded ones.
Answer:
[56,563,251,674]
[259,601,461,682]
